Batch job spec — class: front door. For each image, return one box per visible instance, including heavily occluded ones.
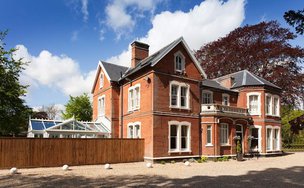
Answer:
[236,124,243,153]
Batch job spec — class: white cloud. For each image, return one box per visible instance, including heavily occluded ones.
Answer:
[105,0,161,38]
[14,45,96,97]
[107,0,245,66]
[81,0,89,22]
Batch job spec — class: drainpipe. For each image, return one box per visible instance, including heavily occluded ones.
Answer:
[198,81,202,157]
[120,82,124,138]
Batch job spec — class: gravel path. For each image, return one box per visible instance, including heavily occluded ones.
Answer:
[0,152,304,187]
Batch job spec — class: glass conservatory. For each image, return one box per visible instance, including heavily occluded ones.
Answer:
[27,118,111,138]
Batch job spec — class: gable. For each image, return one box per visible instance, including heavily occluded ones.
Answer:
[153,42,204,80]
[121,37,207,80]
[151,37,207,79]
[91,62,111,94]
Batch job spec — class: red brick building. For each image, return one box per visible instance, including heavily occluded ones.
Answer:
[91,37,282,160]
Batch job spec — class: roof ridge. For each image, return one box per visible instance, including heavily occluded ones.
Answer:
[214,69,245,80]
[100,60,129,69]
[242,70,247,85]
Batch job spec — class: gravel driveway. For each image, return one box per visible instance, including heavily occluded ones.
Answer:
[0,152,304,187]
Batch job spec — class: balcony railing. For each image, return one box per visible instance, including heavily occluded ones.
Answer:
[201,104,249,116]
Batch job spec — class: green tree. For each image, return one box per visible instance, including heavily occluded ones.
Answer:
[62,93,92,121]
[281,106,304,145]
[0,30,31,136]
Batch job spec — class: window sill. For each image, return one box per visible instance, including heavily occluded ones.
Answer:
[169,106,191,110]
[205,144,213,147]
[220,144,231,147]
[266,114,280,117]
[168,150,191,153]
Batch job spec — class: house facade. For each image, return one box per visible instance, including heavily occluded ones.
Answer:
[91,37,282,160]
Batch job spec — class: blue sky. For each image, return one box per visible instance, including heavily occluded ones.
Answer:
[1,0,303,109]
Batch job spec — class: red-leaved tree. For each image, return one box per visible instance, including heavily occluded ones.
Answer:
[195,21,304,107]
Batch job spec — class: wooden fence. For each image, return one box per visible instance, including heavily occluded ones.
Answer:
[0,138,144,168]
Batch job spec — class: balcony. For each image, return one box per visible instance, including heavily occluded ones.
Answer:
[201,104,249,117]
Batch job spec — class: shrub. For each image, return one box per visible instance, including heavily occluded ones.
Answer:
[170,160,175,164]
[197,159,202,163]
[222,156,229,161]
[213,158,218,162]
[160,160,166,165]
[201,156,208,162]
[218,158,223,162]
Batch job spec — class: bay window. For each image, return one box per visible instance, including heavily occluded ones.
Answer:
[266,95,272,115]
[247,92,261,115]
[220,123,229,145]
[273,97,279,116]
[249,126,261,151]
[206,125,212,145]
[273,128,280,150]
[266,127,272,151]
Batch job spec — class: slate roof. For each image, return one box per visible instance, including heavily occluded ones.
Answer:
[214,70,281,90]
[122,37,183,78]
[202,79,237,93]
[121,37,207,79]
[100,61,128,82]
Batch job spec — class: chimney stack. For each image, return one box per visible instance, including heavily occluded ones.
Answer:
[220,77,235,89]
[131,41,149,68]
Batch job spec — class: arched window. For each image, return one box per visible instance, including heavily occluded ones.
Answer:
[100,73,104,88]
[174,51,185,73]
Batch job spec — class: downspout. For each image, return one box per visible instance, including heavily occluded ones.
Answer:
[198,81,202,157]
[119,75,124,138]
[110,81,113,138]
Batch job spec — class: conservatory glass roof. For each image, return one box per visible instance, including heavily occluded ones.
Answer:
[29,118,110,134]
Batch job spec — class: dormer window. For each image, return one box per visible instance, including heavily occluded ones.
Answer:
[100,73,104,88]
[174,52,185,73]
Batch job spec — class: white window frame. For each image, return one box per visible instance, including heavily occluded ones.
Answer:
[168,121,191,152]
[169,81,190,109]
[127,122,141,138]
[249,125,262,152]
[265,94,272,115]
[222,93,230,106]
[220,123,229,146]
[128,84,141,112]
[98,95,105,117]
[273,127,281,151]
[247,92,261,116]
[202,90,213,104]
[99,72,104,88]
[273,95,280,117]
[266,125,273,151]
[174,51,185,73]
[206,125,213,146]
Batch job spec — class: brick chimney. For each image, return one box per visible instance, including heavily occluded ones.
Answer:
[220,77,235,89]
[131,41,149,68]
